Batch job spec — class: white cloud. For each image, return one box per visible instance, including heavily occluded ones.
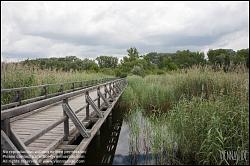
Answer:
[1,1,249,61]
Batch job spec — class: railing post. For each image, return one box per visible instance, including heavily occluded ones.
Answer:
[62,98,69,141]
[14,90,22,105]
[114,82,118,94]
[85,91,90,120]
[1,119,11,137]
[72,82,75,90]
[59,84,64,93]
[113,82,117,94]
[104,85,107,98]
[109,83,112,96]
[43,85,48,98]
[97,87,101,109]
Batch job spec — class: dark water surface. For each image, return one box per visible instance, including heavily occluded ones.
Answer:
[83,105,124,165]
[79,105,158,165]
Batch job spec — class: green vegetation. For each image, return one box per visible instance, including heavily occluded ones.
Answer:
[1,62,113,105]
[1,62,112,88]
[1,47,249,164]
[21,47,249,77]
[119,66,249,165]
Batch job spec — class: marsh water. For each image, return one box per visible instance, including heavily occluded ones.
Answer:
[81,105,161,165]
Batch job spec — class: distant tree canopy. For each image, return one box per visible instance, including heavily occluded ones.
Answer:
[22,47,249,77]
[24,56,98,72]
[96,56,118,68]
[207,48,249,70]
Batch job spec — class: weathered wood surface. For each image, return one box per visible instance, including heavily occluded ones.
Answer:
[1,78,127,165]
[10,87,105,158]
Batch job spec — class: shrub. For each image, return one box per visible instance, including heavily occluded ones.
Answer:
[131,65,145,77]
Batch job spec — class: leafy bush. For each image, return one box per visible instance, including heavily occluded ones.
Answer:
[131,65,145,77]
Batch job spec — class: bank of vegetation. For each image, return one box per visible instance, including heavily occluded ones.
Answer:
[119,66,249,165]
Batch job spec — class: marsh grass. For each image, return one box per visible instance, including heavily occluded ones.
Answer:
[1,62,113,105]
[120,66,249,165]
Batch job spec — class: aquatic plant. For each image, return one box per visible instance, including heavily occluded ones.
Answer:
[120,66,249,165]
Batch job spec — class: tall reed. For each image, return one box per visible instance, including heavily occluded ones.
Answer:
[119,66,249,165]
[1,62,113,105]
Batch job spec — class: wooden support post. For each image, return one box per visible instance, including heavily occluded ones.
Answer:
[114,83,120,94]
[14,90,22,105]
[97,87,101,109]
[86,91,90,120]
[108,112,112,129]
[62,102,90,138]
[104,85,107,98]
[109,83,112,96]
[59,84,64,93]
[105,85,114,101]
[86,95,103,118]
[95,129,101,148]
[98,89,109,107]
[63,99,69,141]
[96,129,100,136]
[110,83,117,97]
[43,85,48,98]
[1,118,11,137]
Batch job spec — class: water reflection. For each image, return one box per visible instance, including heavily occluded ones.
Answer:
[84,107,123,165]
[83,106,175,165]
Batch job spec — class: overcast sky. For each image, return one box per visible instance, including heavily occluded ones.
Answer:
[1,1,249,62]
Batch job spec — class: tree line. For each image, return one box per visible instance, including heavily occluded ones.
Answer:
[23,47,249,77]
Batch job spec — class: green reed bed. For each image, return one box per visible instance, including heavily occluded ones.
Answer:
[119,66,249,165]
[1,63,113,105]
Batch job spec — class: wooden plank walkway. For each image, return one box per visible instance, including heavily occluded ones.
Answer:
[1,78,127,165]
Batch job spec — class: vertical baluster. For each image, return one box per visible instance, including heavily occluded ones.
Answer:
[15,90,22,105]
[85,91,90,120]
[104,85,107,98]
[97,87,101,109]
[43,85,48,98]
[60,84,64,93]
[109,83,112,96]
[62,98,69,141]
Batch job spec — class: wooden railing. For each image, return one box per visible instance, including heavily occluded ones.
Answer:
[1,78,127,143]
[1,77,117,110]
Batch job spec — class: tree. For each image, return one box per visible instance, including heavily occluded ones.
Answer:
[159,57,178,71]
[173,50,205,68]
[131,65,145,77]
[127,47,139,61]
[96,56,118,68]
[235,48,249,67]
[207,49,236,66]
[144,52,160,65]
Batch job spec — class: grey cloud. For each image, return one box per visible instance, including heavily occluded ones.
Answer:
[1,1,249,61]
[2,51,46,60]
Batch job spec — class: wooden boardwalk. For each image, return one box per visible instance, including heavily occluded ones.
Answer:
[1,78,127,165]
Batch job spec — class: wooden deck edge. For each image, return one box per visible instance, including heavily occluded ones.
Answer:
[64,88,126,165]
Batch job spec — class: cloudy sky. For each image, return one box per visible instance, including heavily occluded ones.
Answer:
[1,1,249,62]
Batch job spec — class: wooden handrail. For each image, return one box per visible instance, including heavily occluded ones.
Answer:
[1,77,118,110]
[1,77,116,92]
[1,78,126,120]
